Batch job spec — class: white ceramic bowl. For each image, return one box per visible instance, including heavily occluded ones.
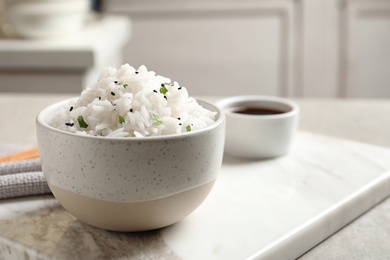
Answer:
[36,98,225,231]
[3,0,89,38]
[217,95,299,159]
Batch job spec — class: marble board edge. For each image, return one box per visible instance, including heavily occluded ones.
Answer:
[247,131,390,259]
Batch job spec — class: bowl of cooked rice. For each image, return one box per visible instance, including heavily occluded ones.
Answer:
[36,64,225,231]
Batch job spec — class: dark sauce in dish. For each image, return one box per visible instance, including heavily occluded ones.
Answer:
[233,107,285,115]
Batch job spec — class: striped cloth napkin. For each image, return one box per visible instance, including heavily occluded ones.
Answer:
[0,158,51,199]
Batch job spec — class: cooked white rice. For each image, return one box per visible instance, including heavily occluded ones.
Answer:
[49,64,216,137]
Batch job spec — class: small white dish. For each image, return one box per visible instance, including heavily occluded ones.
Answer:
[216,95,299,159]
[3,0,90,38]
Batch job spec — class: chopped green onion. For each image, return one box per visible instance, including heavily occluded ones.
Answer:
[160,85,168,95]
[119,115,125,124]
[186,125,192,132]
[118,82,128,88]
[151,113,163,126]
[77,116,88,128]
[114,81,129,90]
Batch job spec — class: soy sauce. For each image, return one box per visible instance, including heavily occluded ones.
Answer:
[233,107,285,115]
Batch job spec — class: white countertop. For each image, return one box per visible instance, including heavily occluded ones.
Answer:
[0,16,131,93]
[1,94,390,259]
[0,15,131,70]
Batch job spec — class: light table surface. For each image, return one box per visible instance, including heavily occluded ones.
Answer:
[1,93,390,259]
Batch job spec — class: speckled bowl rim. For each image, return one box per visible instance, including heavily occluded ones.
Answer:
[37,97,225,142]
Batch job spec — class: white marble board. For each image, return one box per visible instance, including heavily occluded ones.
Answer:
[1,131,390,259]
[161,131,390,259]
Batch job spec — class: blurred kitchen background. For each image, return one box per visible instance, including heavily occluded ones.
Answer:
[0,0,389,98]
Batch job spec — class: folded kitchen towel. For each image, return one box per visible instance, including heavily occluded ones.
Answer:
[0,159,51,199]
[0,158,42,175]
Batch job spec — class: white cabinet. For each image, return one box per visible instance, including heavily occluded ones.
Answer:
[340,0,390,98]
[103,0,390,98]
[0,16,130,93]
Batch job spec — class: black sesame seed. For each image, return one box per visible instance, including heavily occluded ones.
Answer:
[111,92,115,96]
[164,96,167,100]
[179,123,182,126]
[135,71,139,74]
[153,90,158,93]
[65,123,74,127]
[69,106,73,112]
[114,81,118,84]
[177,117,181,120]
[178,87,182,90]
[161,83,164,87]
[130,108,133,112]
[98,97,101,100]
